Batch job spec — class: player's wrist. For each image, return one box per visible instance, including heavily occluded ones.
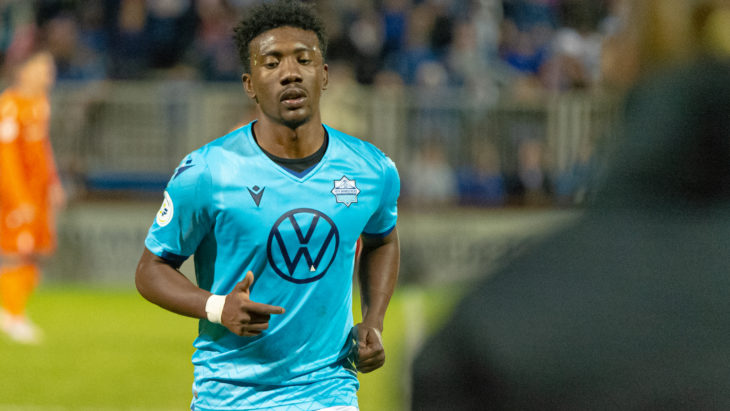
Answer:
[205,294,227,324]
[361,317,384,333]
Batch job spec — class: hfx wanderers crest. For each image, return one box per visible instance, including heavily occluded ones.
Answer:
[331,176,360,206]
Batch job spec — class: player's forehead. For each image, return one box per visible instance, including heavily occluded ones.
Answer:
[249,26,321,56]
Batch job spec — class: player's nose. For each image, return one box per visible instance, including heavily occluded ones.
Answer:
[279,58,302,85]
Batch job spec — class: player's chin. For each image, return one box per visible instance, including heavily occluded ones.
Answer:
[280,110,311,129]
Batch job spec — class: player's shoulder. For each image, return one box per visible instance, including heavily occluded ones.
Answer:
[325,124,393,166]
[185,123,250,163]
[197,123,250,155]
[170,124,251,185]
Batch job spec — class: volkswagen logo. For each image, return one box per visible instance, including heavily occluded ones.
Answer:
[267,208,339,284]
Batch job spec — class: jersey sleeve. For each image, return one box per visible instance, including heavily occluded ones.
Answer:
[363,155,400,237]
[144,153,214,267]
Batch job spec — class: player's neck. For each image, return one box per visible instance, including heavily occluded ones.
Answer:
[253,118,325,159]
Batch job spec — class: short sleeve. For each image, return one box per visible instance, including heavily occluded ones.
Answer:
[363,155,400,237]
[144,153,214,266]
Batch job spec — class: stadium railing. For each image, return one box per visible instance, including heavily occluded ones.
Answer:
[50,80,621,203]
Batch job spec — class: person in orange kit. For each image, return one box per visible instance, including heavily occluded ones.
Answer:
[0,51,65,344]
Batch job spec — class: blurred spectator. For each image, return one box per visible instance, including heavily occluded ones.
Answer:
[404,141,458,207]
[0,1,37,77]
[388,2,440,85]
[412,1,730,409]
[457,140,505,206]
[43,14,106,81]
[499,0,557,76]
[541,0,609,90]
[107,0,149,79]
[382,0,409,60]
[194,0,239,81]
[145,0,197,70]
[345,2,384,84]
[0,0,620,92]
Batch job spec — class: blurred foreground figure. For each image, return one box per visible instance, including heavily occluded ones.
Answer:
[0,52,64,344]
[412,1,730,409]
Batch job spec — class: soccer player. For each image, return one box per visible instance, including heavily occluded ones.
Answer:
[0,51,65,344]
[135,1,400,410]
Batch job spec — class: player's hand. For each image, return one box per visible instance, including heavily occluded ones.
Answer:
[16,230,35,255]
[355,323,385,373]
[49,183,66,210]
[6,203,36,228]
[221,271,285,337]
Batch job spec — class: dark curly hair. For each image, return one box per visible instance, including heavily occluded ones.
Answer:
[233,0,328,74]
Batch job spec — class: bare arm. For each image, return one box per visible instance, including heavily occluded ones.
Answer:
[135,248,284,335]
[135,248,210,319]
[355,227,400,373]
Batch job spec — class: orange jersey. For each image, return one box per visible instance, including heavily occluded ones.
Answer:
[0,89,60,254]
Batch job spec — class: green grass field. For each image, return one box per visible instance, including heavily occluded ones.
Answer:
[0,285,463,411]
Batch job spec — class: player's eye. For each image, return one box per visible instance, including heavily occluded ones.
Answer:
[264,61,279,69]
[298,58,311,65]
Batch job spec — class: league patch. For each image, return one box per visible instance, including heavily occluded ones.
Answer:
[156,191,174,227]
[331,176,360,207]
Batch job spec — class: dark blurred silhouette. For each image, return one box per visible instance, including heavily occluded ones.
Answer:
[411,0,730,406]
[411,54,730,411]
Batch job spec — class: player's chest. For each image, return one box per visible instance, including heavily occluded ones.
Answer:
[213,165,381,238]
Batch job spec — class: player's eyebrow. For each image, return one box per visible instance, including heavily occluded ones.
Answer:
[259,45,316,57]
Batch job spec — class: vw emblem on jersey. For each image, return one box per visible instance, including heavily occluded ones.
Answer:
[331,176,360,207]
[267,208,339,284]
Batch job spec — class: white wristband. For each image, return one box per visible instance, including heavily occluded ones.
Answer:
[205,294,226,324]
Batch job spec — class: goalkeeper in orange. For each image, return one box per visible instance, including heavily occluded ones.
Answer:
[0,51,65,343]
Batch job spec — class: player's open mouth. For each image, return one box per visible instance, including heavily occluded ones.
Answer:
[280,88,307,108]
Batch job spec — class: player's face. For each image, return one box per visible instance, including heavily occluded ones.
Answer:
[243,26,328,129]
[18,55,56,95]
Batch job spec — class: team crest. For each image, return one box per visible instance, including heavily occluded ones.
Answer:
[331,176,360,207]
[156,191,173,227]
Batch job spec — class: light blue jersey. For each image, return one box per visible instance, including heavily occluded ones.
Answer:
[145,122,399,411]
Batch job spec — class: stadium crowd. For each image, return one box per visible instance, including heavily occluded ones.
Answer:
[0,0,623,207]
[0,0,617,90]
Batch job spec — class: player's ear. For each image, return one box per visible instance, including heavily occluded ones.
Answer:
[322,64,329,91]
[242,73,257,101]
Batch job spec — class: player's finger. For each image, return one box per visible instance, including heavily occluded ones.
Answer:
[357,345,381,361]
[241,321,270,331]
[246,301,285,315]
[247,312,272,323]
[236,271,255,292]
[357,352,385,372]
[358,358,385,373]
[235,327,263,337]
